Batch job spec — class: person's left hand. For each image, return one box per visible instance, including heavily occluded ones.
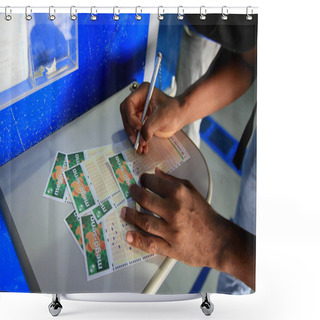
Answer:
[120,167,228,269]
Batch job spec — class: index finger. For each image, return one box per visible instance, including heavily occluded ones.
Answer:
[129,184,170,219]
[120,83,149,139]
[120,99,142,139]
[140,172,175,198]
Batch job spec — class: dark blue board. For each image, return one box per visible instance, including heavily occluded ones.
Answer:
[0,13,183,292]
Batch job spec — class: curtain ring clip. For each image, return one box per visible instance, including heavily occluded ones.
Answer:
[5,6,12,21]
[70,6,77,21]
[177,6,184,21]
[113,6,120,21]
[25,6,32,21]
[135,6,142,20]
[158,6,164,21]
[49,6,56,21]
[246,6,253,21]
[90,6,97,21]
[221,6,228,20]
[200,6,207,20]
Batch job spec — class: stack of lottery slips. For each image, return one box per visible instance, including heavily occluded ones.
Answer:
[43,136,190,281]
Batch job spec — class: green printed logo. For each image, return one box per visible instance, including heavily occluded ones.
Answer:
[67,152,85,168]
[46,152,67,199]
[65,210,83,250]
[82,214,109,275]
[109,153,136,200]
[92,200,113,221]
[65,165,96,213]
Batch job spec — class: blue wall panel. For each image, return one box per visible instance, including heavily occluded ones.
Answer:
[0,14,149,167]
[156,15,184,89]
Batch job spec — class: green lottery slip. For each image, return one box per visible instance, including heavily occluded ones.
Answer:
[64,210,84,255]
[81,213,112,281]
[67,151,87,169]
[43,151,69,203]
[108,153,137,203]
[92,198,114,223]
[67,144,114,169]
[64,164,99,216]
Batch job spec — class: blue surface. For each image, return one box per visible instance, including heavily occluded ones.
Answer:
[0,13,150,166]
[189,267,211,293]
[200,116,243,175]
[156,15,184,89]
[0,207,29,292]
[0,14,183,292]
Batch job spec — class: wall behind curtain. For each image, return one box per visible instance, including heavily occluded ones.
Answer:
[0,14,182,167]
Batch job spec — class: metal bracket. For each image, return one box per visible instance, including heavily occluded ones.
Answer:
[48,294,63,317]
[200,293,214,316]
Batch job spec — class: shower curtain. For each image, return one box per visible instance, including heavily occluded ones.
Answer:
[0,7,257,300]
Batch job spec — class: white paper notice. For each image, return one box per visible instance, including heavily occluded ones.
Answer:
[0,14,29,93]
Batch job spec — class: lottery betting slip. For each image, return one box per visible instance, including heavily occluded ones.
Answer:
[43,135,190,281]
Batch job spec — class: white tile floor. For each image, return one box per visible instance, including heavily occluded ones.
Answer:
[157,80,256,294]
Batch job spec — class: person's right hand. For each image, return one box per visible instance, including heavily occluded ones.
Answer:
[120,82,183,154]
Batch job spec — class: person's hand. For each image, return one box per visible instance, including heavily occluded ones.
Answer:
[120,82,183,154]
[121,168,226,268]
[120,168,256,289]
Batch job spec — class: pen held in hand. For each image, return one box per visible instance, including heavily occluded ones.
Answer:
[134,52,162,153]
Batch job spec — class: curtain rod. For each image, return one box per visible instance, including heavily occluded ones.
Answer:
[0,6,258,16]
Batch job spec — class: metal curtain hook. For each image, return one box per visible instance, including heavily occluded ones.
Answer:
[246,6,253,21]
[177,6,184,20]
[200,6,207,20]
[135,6,142,20]
[158,6,164,20]
[221,6,228,20]
[113,6,120,21]
[70,6,77,21]
[5,6,12,21]
[90,6,97,21]
[49,6,56,21]
[25,6,32,21]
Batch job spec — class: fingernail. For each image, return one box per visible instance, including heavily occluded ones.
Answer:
[129,135,135,145]
[126,233,133,243]
[120,207,126,219]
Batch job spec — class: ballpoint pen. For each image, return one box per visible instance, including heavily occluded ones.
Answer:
[134,52,162,153]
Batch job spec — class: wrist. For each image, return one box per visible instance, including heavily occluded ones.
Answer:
[175,92,192,129]
[211,216,255,290]
[168,95,188,131]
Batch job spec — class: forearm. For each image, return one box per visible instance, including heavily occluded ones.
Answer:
[176,51,255,129]
[210,213,256,290]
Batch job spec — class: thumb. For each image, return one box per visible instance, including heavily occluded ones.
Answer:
[140,112,162,144]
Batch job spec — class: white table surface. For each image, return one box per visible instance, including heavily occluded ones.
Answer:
[0,83,211,294]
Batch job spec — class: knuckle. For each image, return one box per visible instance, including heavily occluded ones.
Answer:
[148,239,157,254]
[183,179,193,189]
[137,193,152,209]
[172,183,186,199]
[141,81,149,87]
[141,217,151,233]
[136,235,143,249]
[120,98,129,111]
